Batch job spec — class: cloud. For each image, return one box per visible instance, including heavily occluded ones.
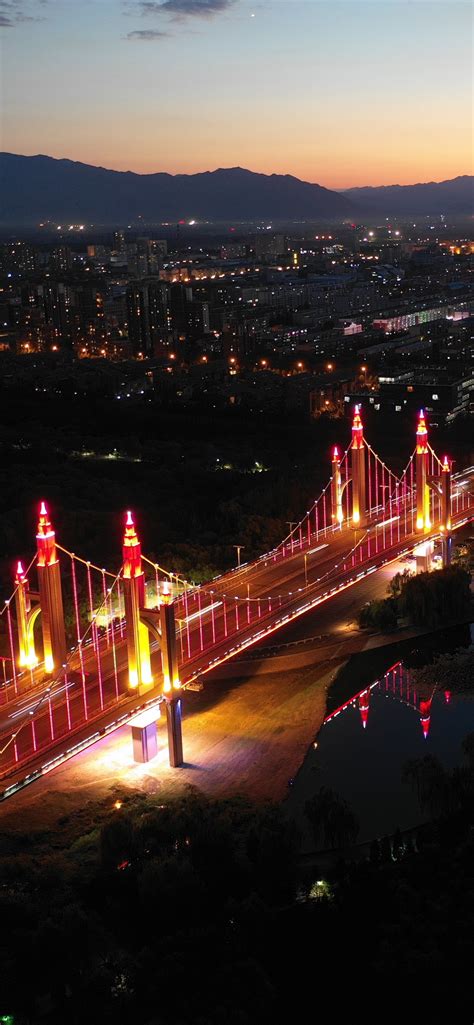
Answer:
[127,27,169,39]
[0,0,45,27]
[134,0,237,22]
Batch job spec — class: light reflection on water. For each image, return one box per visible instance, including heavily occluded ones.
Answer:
[286,659,474,848]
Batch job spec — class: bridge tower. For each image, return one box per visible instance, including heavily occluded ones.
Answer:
[160,582,183,767]
[36,502,66,673]
[415,410,431,532]
[351,405,367,527]
[122,511,152,692]
[14,561,38,669]
[440,455,452,566]
[331,446,344,525]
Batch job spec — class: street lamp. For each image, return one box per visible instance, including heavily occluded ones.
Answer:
[304,552,308,587]
[233,544,245,568]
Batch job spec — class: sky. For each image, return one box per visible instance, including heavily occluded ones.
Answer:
[0,0,472,188]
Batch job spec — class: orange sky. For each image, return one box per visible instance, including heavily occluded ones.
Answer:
[1,0,472,189]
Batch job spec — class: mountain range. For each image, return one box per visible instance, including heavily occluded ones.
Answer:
[0,152,472,225]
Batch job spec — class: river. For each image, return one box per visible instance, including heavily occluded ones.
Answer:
[285,621,474,849]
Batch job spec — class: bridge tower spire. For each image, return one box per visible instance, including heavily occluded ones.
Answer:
[419,697,432,740]
[331,446,343,525]
[415,410,431,532]
[440,455,452,566]
[160,581,183,767]
[36,502,66,673]
[351,405,367,527]
[122,511,152,692]
[14,561,38,668]
[358,687,370,729]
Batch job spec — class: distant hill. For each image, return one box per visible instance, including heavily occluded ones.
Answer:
[0,153,353,225]
[342,176,474,216]
[1,154,471,224]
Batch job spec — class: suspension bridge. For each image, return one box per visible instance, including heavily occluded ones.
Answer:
[0,407,473,790]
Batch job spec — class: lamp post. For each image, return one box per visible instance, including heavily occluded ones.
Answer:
[233,544,245,569]
[304,552,308,587]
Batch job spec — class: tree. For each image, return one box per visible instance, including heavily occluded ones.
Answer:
[358,597,397,632]
[399,566,472,629]
[305,787,359,850]
[387,569,411,599]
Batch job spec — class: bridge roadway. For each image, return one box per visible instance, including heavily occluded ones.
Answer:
[0,471,473,777]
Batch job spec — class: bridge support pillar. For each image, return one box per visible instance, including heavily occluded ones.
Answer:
[160,585,183,767]
[331,447,343,525]
[351,405,367,527]
[440,456,452,567]
[415,410,431,532]
[36,502,66,674]
[14,561,38,669]
[122,512,152,693]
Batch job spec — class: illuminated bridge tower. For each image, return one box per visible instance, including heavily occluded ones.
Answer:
[160,583,183,768]
[14,560,38,669]
[351,405,367,527]
[122,511,152,693]
[36,502,67,674]
[416,410,431,532]
[331,446,344,525]
[440,456,452,566]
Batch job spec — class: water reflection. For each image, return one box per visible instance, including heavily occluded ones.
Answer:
[324,661,442,742]
[286,654,474,848]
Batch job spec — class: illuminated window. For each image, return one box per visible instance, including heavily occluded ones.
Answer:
[432,393,438,400]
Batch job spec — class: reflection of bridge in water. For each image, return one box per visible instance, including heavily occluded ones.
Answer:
[0,408,473,787]
[323,661,446,740]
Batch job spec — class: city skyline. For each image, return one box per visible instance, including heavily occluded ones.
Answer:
[1,0,472,189]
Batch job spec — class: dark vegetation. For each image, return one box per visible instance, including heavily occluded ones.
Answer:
[412,645,474,695]
[359,564,472,632]
[0,736,473,1025]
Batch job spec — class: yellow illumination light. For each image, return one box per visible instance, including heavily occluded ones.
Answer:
[44,653,54,673]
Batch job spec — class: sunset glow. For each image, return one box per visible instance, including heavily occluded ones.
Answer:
[1,0,472,188]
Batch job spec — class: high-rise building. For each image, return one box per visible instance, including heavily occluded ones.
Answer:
[169,283,193,336]
[50,246,72,274]
[39,283,73,344]
[185,301,210,339]
[253,234,286,259]
[1,241,37,276]
[113,230,126,253]
[126,280,170,355]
